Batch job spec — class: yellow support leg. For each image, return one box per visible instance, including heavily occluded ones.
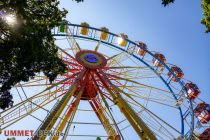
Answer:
[93,99,117,138]
[96,72,157,140]
[32,85,77,140]
[113,94,157,140]
[33,69,87,140]
[51,89,83,140]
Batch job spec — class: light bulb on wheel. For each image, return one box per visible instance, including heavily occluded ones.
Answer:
[117,37,124,45]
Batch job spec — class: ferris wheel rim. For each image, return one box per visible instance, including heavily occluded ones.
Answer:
[53,22,195,138]
[0,22,196,140]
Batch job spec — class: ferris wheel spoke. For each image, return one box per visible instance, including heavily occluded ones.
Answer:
[105,49,166,79]
[64,27,81,56]
[0,76,75,129]
[118,82,175,106]
[99,63,181,138]
[15,71,79,90]
[94,40,102,52]
[120,113,176,140]
[16,80,53,87]
[111,73,158,80]
[15,86,47,122]
[51,91,82,140]
[15,83,55,87]
[105,67,145,75]
[105,67,160,82]
[118,109,174,140]
[90,73,114,102]
[118,91,182,134]
[0,86,68,130]
[61,102,80,140]
[106,66,151,69]
[108,68,158,79]
[139,116,176,139]
[99,69,182,137]
[97,88,113,102]
[107,51,132,67]
[106,66,160,75]
[115,82,178,108]
[95,70,158,140]
[141,109,179,139]
[14,87,65,133]
[126,93,177,109]
[105,73,177,95]
[33,85,77,140]
[121,122,165,140]
[63,60,81,67]
[33,69,88,140]
[2,75,72,113]
[58,46,79,61]
[96,89,125,139]
[15,76,49,87]
[15,70,78,88]
[110,80,178,105]
[116,88,182,135]
[89,98,119,139]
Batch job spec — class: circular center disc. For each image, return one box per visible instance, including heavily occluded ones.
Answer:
[84,54,98,63]
[76,50,107,69]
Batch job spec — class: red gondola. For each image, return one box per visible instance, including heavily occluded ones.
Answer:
[198,128,210,140]
[152,53,166,67]
[194,103,210,124]
[137,42,147,56]
[185,82,200,100]
[168,66,184,82]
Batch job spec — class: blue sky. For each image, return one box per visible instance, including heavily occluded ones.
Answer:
[59,0,210,103]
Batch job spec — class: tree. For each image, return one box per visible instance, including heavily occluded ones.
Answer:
[0,0,84,110]
[201,0,210,33]
[161,0,175,7]
[73,0,84,2]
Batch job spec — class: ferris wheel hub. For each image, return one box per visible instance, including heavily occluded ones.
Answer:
[75,50,107,69]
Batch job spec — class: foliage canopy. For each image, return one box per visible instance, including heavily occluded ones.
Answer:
[0,0,69,110]
[201,0,210,32]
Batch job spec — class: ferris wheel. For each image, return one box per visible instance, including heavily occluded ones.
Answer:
[0,21,209,140]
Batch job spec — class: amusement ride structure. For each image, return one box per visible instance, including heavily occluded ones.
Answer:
[0,21,209,140]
